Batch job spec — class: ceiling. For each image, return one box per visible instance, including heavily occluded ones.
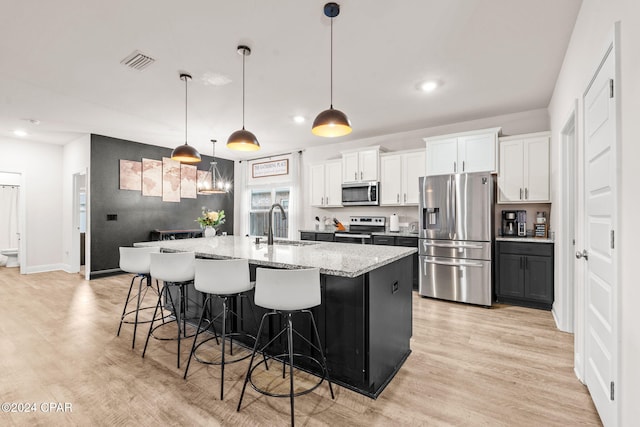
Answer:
[0,0,582,161]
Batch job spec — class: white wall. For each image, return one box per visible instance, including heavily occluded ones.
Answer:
[62,134,90,273]
[548,0,640,423]
[0,137,64,272]
[299,108,549,231]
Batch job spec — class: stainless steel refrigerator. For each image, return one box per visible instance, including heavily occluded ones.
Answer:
[418,172,493,306]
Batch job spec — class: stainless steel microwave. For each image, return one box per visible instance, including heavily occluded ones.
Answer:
[341,182,379,206]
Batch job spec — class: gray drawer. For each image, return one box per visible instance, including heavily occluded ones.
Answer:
[396,237,418,247]
[373,236,395,246]
[498,241,553,257]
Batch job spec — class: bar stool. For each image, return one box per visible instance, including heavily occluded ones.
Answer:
[183,258,264,400]
[142,251,196,368]
[117,246,162,349]
[237,267,334,426]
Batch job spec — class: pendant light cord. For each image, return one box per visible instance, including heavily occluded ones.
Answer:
[184,75,188,143]
[242,50,246,130]
[330,16,334,109]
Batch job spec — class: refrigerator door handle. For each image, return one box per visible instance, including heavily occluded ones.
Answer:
[423,241,484,250]
[422,257,485,268]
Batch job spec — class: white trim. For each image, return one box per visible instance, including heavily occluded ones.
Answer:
[554,101,577,334]
[24,263,67,274]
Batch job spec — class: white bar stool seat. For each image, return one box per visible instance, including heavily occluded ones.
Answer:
[117,246,162,349]
[237,267,334,426]
[183,258,264,400]
[142,251,197,368]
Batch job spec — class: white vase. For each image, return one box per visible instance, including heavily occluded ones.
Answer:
[204,226,216,237]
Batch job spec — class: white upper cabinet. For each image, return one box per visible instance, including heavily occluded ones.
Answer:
[498,132,550,203]
[380,149,426,206]
[425,137,458,176]
[310,160,343,207]
[342,147,380,183]
[424,127,501,175]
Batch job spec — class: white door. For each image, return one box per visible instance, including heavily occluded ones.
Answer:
[581,45,618,427]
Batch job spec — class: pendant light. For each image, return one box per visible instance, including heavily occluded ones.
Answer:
[227,45,260,151]
[198,140,231,194]
[312,2,352,137]
[171,73,202,163]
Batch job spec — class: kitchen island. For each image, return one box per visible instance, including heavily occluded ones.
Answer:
[135,236,415,398]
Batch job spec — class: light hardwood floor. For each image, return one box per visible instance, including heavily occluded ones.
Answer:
[0,268,601,426]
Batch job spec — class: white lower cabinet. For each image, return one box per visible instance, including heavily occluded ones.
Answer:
[380,150,426,206]
[498,132,550,203]
[310,160,343,207]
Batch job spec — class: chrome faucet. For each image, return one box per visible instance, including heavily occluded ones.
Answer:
[267,203,287,245]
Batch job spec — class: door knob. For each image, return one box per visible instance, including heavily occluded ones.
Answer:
[575,249,589,260]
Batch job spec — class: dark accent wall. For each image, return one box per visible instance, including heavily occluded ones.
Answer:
[90,134,234,276]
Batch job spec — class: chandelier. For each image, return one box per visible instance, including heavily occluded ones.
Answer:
[197,140,231,194]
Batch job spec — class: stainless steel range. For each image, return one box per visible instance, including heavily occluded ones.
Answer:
[334,216,386,244]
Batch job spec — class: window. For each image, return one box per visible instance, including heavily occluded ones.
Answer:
[249,187,290,239]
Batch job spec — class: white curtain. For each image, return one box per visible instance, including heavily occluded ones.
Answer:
[0,185,20,249]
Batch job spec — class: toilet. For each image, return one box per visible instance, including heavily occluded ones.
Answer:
[1,249,19,267]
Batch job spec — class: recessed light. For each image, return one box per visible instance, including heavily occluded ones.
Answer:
[293,115,306,124]
[421,81,438,92]
[13,130,28,137]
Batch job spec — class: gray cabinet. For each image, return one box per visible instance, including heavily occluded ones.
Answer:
[496,241,554,309]
[300,231,334,242]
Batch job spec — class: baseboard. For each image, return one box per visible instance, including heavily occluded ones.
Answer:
[89,268,123,280]
[24,263,67,274]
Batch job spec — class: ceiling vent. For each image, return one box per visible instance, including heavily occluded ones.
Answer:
[120,50,156,71]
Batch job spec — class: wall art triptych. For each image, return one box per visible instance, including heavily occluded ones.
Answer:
[119,157,199,202]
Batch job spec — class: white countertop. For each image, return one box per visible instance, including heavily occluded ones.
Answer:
[135,236,417,278]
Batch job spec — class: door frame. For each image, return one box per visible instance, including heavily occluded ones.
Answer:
[556,102,578,334]
[71,171,87,275]
[0,170,27,275]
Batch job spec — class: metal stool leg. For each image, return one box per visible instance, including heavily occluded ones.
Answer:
[131,274,146,349]
[287,313,295,427]
[142,283,165,358]
[307,310,334,399]
[237,311,271,412]
[117,275,137,337]
[183,294,212,379]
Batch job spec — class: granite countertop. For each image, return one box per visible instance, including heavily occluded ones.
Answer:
[135,236,416,278]
[495,236,554,244]
[299,228,419,238]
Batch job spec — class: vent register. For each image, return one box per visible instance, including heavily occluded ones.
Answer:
[120,50,156,71]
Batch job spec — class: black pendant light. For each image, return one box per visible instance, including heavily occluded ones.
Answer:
[312,2,352,137]
[227,45,260,151]
[171,73,202,163]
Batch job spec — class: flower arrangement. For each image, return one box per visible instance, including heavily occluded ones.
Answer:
[196,208,226,228]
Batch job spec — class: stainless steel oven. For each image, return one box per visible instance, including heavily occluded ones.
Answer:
[333,216,386,244]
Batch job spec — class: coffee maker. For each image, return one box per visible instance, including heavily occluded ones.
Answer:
[516,210,527,237]
[502,211,518,236]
